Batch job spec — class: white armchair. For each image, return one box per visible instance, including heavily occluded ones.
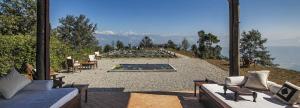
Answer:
[88,55,98,68]
[94,51,101,60]
[89,55,96,62]
[95,51,100,56]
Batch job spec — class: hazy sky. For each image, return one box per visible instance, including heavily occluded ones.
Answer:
[50,0,300,46]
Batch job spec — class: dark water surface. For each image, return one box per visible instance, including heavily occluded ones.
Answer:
[221,46,300,72]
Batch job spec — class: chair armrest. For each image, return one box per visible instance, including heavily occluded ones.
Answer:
[52,76,65,88]
[225,76,247,86]
[53,76,65,79]
[267,81,282,94]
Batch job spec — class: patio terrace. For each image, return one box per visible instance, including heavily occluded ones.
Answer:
[58,54,228,107]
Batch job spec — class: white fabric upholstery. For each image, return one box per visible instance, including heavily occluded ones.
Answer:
[244,70,270,90]
[0,88,78,108]
[267,81,282,94]
[74,61,80,66]
[0,68,31,99]
[225,76,247,86]
[22,80,53,91]
[89,55,96,61]
[95,51,100,56]
[202,84,299,108]
[66,56,72,59]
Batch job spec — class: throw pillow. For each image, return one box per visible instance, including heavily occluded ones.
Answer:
[275,81,300,105]
[225,76,247,86]
[244,70,270,90]
[0,68,32,99]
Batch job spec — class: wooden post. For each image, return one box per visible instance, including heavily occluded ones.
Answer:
[36,0,50,80]
[228,0,240,76]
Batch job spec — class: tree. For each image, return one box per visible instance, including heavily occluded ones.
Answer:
[0,0,37,35]
[191,44,198,56]
[56,14,98,51]
[181,38,190,50]
[166,40,177,49]
[103,44,113,53]
[116,40,124,50]
[240,29,277,67]
[139,36,153,48]
[197,30,222,59]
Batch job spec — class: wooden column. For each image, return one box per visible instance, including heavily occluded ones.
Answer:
[36,0,50,80]
[228,0,240,76]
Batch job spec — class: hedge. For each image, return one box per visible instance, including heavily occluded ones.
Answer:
[0,35,36,76]
[0,34,102,76]
[0,35,73,76]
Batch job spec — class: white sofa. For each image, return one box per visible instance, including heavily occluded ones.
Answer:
[201,76,300,108]
[0,80,79,108]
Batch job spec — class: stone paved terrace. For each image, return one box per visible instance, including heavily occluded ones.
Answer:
[58,54,229,107]
[60,57,228,91]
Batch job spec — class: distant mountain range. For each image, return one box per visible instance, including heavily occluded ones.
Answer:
[95,33,229,50]
[95,34,199,46]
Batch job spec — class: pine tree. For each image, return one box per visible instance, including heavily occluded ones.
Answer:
[139,36,153,48]
[181,38,190,51]
[240,29,277,67]
[116,40,124,50]
[166,40,177,49]
[56,15,98,51]
[197,30,222,59]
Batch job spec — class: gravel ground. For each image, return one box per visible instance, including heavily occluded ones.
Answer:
[59,56,228,92]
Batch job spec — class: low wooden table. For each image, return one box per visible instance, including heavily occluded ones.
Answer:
[224,86,257,102]
[80,62,97,69]
[64,84,89,103]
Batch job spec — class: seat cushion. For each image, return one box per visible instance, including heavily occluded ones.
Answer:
[22,80,53,91]
[0,68,31,99]
[244,70,270,90]
[0,88,78,108]
[275,81,300,105]
[202,84,299,108]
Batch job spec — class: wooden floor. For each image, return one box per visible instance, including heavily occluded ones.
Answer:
[82,90,205,108]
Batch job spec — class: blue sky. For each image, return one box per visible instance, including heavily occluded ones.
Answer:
[50,0,300,46]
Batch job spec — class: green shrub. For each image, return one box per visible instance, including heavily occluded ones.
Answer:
[49,36,73,71]
[0,35,100,76]
[0,35,36,76]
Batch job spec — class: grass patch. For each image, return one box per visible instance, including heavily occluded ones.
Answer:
[205,59,300,86]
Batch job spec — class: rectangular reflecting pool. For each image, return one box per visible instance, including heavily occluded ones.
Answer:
[108,64,176,72]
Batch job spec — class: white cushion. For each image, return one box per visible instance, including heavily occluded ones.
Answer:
[66,56,72,59]
[22,80,53,91]
[89,55,96,61]
[0,68,31,99]
[244,70,270,90]
[95,52,100,56]
[225,76,247,86]
[275,81,300,105]
[267,81,282,94]
[202,84,298,108]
